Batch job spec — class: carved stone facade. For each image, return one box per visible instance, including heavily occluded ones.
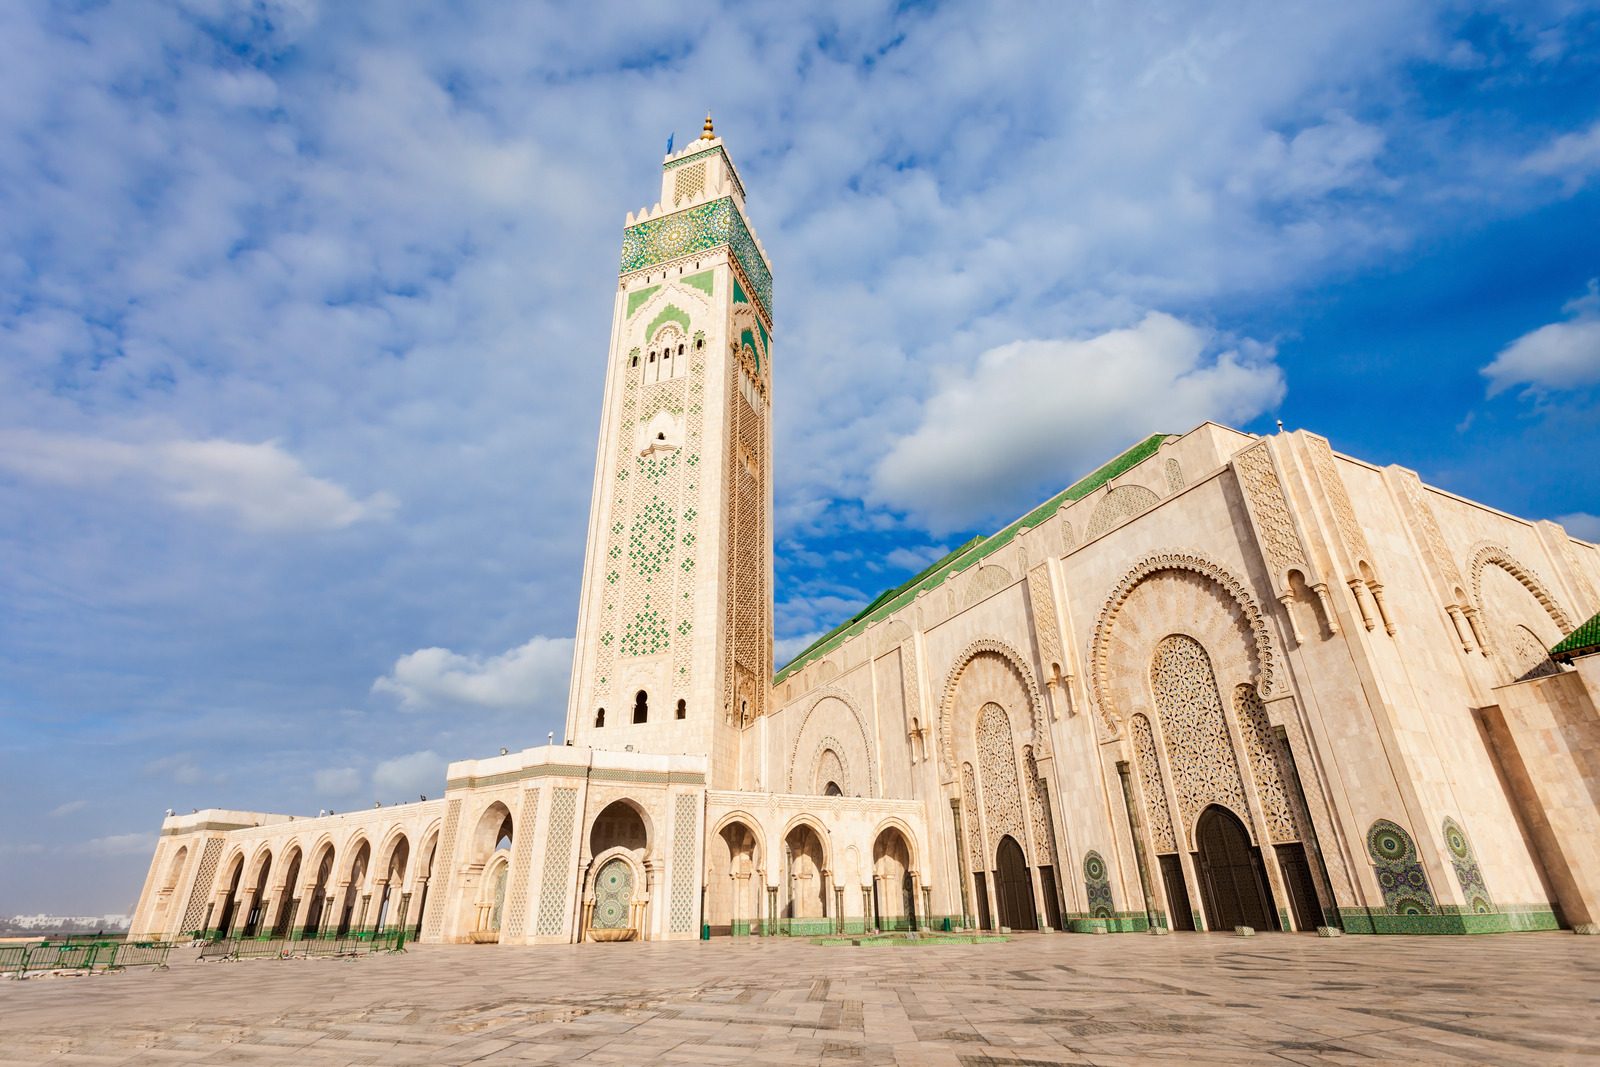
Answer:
[131,130,1600,946]
[975,703,1028,860]
[1150,635,1251,848]
[1232,440,1308,577]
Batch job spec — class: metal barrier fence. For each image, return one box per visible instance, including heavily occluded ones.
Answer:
[0,931,402,977]
[0,940,172,977]
[193,930,406,963]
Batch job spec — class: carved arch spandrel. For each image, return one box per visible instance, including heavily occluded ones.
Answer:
[786,687,877,796]
[1090,553,1278,740]
[873,619,912,656]
[936,638,1048,778]
[1467,543,1574,634]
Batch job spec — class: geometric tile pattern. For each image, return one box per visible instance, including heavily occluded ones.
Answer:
[423,800,462,942]
[1442,817,1493,914]
[1150,634,1250,849]
[594,316,707,701]
[179,838,224,936]
[535,789,578,937]
[591,857,634,930]
[669,793,698,933]
[960,762,984,874]
[672,162,705,206]
[1233,440,1308,575]
[1366,819,1436,915]
[723,364,768,724]
[671,342,708,684]
[620,197,772,318]
[1083,850,1113,917]
[1131,714,1176,853]
[1165,456,1185,492]
[975,703,1027,864]
[1024,746,1058,874]
[1086,484,1159,540]
[1233,684,1298,844]
[499,789,539,941]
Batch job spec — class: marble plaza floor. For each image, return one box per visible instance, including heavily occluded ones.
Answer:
[1,932,1597,1066]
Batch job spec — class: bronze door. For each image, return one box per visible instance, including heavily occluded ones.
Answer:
[1196,806,1273,931]
[1275,842,1323,931]
[1158,854,1194,931]
[1039,865,1064,930]
[995,835,1037,931]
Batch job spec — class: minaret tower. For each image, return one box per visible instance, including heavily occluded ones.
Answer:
[565,116,774,786]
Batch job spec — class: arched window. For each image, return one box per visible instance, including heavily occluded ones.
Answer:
[675,698,686,720]
[824,782,842,796]
[595,707,605,728]
[634,690,648,724]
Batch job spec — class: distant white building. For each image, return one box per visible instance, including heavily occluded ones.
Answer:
[9,914,130,930]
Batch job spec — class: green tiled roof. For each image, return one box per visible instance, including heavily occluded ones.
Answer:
[1550,610,1600,663]
[773,432,1174,684]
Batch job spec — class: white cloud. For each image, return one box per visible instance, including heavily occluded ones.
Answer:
[372,750,445,799]
[1243,111,1388,201]
[774,630,827,667]
[1,0,1596,916]
[1483,281,1600,397]
[313,767,362,797]
[80,832,156,857]
[141,753,206,786]
[0,431,396,532]
[1557,512,1600,542]
[372,635,574,712]
[884,544,950,572]
[49,800,88,817]
[1521,119,1600,186]
[873,312,1285,530]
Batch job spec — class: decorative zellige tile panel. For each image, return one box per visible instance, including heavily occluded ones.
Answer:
[499,788,539,940]
[535,788,579,937]
[179,838,224,935]
[422,799,462,941]
[669,792,698,933]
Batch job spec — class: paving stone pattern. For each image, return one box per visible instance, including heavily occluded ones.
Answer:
[2,934,1597,1065]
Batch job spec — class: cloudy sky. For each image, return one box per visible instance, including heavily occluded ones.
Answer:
[3,2,1598,913]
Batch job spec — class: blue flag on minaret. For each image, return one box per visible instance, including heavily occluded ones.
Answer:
[665,132,675,155]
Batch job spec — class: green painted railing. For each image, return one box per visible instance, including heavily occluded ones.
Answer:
[0,940,172,977]
[193,929,406,962]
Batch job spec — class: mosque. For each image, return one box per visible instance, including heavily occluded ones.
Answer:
[130,118,1600,945]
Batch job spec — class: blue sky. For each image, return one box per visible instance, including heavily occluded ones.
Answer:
[2,2,1598,913]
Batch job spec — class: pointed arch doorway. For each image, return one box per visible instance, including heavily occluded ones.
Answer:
[1195,806,1273,931]
[994,835,1036,931]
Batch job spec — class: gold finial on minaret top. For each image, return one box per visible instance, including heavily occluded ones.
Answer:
[700,113,715,140]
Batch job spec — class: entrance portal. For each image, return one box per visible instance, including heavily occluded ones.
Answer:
[1195,806,1273,931]
[994,835,1036,931]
